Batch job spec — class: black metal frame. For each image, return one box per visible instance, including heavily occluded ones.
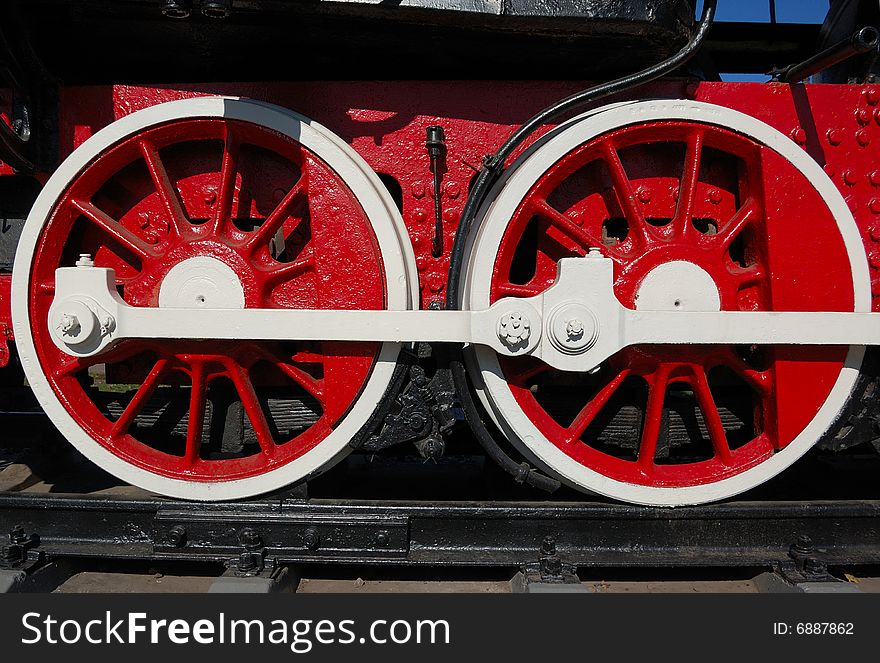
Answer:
[2,492,879,570]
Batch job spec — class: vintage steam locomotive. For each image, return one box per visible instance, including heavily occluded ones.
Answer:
[0,0,878,513]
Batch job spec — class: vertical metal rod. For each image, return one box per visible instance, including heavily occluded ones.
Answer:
[426,125,446,258]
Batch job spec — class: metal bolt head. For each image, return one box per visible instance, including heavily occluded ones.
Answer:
[549,304,598,354]
[826,128,843,146]
[166,525,187,548]
[791,534,813,557]
[8,525,26,544]
[161,0,191,18]
[708,188,723,204]
[57,314,80,337]
[498,311,531,348]
[238,527,262,550]
[637,187,651,203]
[540,535,557,556]
[376,531,390,547]
[857,130,871,147]
[565,319,584,340]
[1,545,19,563]
[237,551,258,573]
[76,253,94,268]
[202,0,232,19]
[100,315,116,336]
[303,528,320,551]
[803,556,827,576]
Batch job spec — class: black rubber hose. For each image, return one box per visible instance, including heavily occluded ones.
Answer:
[445,1,718,492]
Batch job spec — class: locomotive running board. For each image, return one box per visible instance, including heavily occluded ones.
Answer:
[48,254,880,372]
[2,491,880,569]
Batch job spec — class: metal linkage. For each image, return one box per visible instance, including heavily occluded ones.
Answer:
[772,26,880,84]
[49,255,880,371]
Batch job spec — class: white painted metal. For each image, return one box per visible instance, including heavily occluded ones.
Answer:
[635,260,721,311]
[158,256,246,309]
[49,257,880,366]
[12,97,418,501]
[461,99,872,506]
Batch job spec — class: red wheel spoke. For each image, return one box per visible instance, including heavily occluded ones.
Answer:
[567,368,631,442]
[532,199,604,252]
[110,358,169,437]
[226,362,276,457]
[277,363,325,403]
[734,265,766,288]
[637,366,669,473]
[182,361,207,468]
[673,129,704,237]
[496,282,547,298]
[71,199,153,260]
[290,349,327,364]
[138,138,189,238]
[720,351,773,397]
[255,348,325,403]
[244,176,307,253]
[716,199,759,254]
[600,141,650,247]
[691,367,733,465]
[263,255,313,288]
[211,125,240,236]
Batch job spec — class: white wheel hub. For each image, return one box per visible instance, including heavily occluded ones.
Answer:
[158,257,245,309]
[635,261,721,311]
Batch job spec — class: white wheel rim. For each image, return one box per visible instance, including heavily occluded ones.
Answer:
[463,99,871,506]
[12,97,417,501]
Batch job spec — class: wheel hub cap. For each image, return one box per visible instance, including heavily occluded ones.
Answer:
[158,256,245,309]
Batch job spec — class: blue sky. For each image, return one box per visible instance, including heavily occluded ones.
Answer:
[696,0,829,23]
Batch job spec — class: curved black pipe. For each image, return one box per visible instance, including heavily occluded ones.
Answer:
[445,0,718,492]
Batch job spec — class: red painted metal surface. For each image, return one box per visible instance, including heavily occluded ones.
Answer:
[27,117,384,481]
[488,120,853,487]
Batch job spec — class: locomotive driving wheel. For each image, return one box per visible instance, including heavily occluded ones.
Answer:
[463,100,871,505]
[12,98,416,500]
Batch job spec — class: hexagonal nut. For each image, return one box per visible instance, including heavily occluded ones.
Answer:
[498,311,531,348]
[565,318,584,340]
[50,300,99,348]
